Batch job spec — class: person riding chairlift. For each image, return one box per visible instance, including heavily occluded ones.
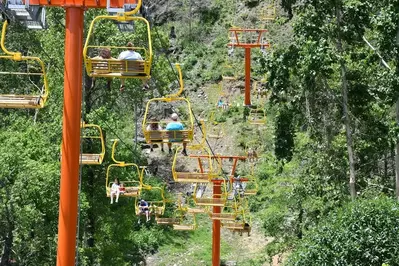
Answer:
[138,199,151,223]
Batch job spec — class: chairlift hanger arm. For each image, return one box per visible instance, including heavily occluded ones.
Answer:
[165,63,184,98]
[1,20,22,59]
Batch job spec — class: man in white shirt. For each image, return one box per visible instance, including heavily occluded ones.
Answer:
[118,42,148,90]
[118,42,143,60]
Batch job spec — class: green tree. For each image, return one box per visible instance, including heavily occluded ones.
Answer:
[287,197,399,266]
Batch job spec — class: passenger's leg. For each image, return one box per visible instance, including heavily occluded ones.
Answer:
[168,143,172,154]
[115,189,120,203]
[110,191,114,204]
[146,210,150,222]
[120,78,125,91]
[182,143,188,156]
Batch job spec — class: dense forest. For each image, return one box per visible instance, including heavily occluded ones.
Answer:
[1,0,399,265]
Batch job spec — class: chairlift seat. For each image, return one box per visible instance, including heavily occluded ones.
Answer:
[88,59,148,78]
[243,189,257,196]
[223,222,245,230]
[106,185,140,198]
[173,224,196,231]
[135,206,164,216]
[0,94,44,108]
[210,213,237,221]
[195,198,226,207]
[156,218,180,225]
[174,172,210,183]
[187,207,206,214]
[144,130,191,144]
[80,153,103,165]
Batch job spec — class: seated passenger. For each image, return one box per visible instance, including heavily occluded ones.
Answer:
[247,148,255,162]
[118,42,149,91]
[233,175,244,198]
[223,100,229,110]
[91,48,114,90]
[166,113,188,156]
[217,98,223,108]
[138,199,151,222]
[146,118,164,152]
[119,182,126,194]
[110,178,120,204]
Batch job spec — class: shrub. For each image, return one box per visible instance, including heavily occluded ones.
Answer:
[286,197,399,266]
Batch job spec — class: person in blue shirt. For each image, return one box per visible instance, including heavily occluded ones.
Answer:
[217,98,223,108]
[166,113,188,156]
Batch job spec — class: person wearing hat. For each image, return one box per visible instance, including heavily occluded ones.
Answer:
[138,199,150,222]
[166,113,188,156]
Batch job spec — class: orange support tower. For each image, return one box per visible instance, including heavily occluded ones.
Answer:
[7,0,138,265]
[228,28,270,106]
[212,179,222,266]
[190,155,247,265]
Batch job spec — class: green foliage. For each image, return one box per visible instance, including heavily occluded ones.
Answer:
[274,106,295,162]
[287,197,399,266]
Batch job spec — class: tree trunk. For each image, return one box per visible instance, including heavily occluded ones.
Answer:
[335,3,357,200]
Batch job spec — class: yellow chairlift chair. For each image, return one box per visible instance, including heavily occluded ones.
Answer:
[156,195,185,225]
[83,0,152,80]
[209,196,239,221]
[80,121,106,165]
[173,209,197,231]
[142,64,194,145]
[193,180,227,207]
[260,1,277,21]
[172,145,218,183]
[105,140,144,198]
[248,108,266,125]
[0,20,48,108]
[135,185,166,217]
[221,64,237,81]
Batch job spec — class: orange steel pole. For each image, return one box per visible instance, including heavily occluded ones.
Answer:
[198,158,204,173]
[56,7,84,266]
[244,47,251,106]
[212,181,222,266]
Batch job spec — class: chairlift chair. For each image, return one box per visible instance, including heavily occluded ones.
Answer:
[80,122,106,165]
[105,140,144,198]
[0,20,48,108]
[135,185,166,216]
[83,2,152,79]
[221,64,237,81]
[142,64,194,145]
[172,146,218,183]
[193,181,227,207]
[156,196,185,225]
[248,108,266,125]
[260,1,276,21]
[209,197,239,221]
[173,211,197,231]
